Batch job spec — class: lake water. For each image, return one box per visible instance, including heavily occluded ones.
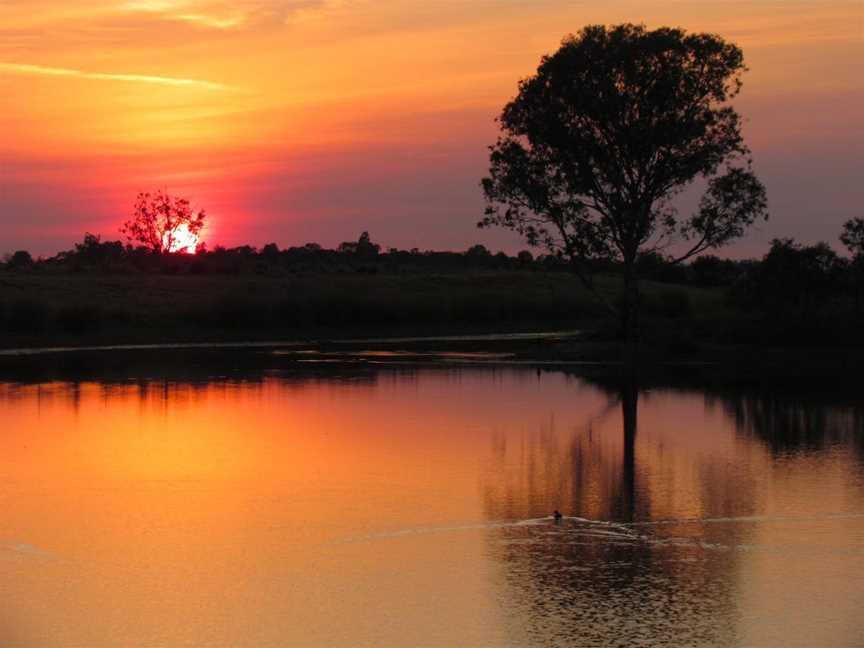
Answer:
[1,362,862,647]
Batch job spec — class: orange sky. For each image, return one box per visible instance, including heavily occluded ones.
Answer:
[1,1,862,255]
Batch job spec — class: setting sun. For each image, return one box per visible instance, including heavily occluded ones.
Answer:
[167,222,200,254]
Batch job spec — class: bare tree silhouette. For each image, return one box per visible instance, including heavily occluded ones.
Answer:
[120,190,205,254]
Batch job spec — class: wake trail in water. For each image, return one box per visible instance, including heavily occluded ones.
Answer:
[333,517,552,544]
[332,511,864,552]
[333,515,648,545]
[624,512,864,527]
[562,515,639,533]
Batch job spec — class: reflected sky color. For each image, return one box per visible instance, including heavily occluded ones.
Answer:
[0,368,862,646]
[1,1,862,255]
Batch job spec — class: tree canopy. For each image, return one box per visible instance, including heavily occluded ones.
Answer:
[480,23,768,340]
[120,191,205,254]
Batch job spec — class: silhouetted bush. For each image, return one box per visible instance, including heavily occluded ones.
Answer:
[196,293,265,329]
[5,299,47,333]
[57,304,103,335]
[732,239,846,323]
[5,251,34,271]
[658,290,691,319]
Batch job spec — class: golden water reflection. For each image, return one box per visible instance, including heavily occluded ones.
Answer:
[0,369,862,647]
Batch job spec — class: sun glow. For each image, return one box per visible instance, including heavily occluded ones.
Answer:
[166,223,200,253]
[1,1,860,253]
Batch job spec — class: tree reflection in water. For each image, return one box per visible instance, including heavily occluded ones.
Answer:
[480,372,864,647]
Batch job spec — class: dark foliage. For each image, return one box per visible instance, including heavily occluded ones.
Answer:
[480,23,768,341]
[5,250,34,270]
[840,217,864,260]
[5,299,48,333]
[2,224,863,348]
[7,231,547,276]
[728,238,857,344]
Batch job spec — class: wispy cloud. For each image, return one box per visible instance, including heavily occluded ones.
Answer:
[170,12,245,28]
[116,0,347,30]
[0,62,229,90]
[120,1,247,29]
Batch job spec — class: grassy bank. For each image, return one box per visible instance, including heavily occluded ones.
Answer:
[0,271,721,349]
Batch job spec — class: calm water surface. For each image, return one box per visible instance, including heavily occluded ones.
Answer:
[1,365,862,647]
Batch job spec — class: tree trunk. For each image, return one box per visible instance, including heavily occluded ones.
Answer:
[621,258,640,367]
[616,376,638,521]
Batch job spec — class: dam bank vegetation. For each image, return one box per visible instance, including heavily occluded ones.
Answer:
[1,231,862,356]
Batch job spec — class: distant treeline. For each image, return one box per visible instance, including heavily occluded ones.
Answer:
[3,230,861,288]
[1,232,862,348]
[4,232,554,276]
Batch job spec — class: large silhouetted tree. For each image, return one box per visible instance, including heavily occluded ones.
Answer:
[480,24,767,347]
[120,191,205,254]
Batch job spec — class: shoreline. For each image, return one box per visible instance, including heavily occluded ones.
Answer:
[1,326,861,383]
[0,329,584,357]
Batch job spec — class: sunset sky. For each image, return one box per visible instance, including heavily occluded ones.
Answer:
[1,1,862,256]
